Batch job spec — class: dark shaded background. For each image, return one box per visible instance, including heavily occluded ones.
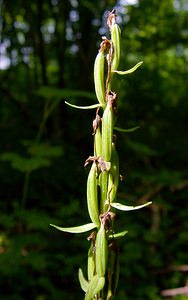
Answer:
[0,0,188,299]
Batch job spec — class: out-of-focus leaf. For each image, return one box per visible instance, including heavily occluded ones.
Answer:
[127,140,158,156]
[35,86,95,100]
[28,144,63,158]
[114,126,140,133]
[1,152,51,172]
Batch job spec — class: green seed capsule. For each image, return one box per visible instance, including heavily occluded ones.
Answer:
[94,51,106,107]
[99,170,108,213]
[94,124,102,157]
[108,143,119,203]
[95,224,108,276]
[111,23,121,71]
[84,274,105,300]
[102,101,113,162]
[87,163,100,227]
[87,243,95,281]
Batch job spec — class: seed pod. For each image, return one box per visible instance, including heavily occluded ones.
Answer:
[94,50,106,107]
[94,118,102,157]
[87,163,100,227]
[111,23,121,71]
[108,143,119,203]
[94,127,102,157]
[84,274,105,300]
[87,243,95,281]
[99,170,108,213]
[101,101,113,162]
[95,224,108,276]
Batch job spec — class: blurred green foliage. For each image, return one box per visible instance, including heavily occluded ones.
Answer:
[0,0,188,299]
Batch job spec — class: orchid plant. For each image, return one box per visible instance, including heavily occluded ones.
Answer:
[51,10,151,300]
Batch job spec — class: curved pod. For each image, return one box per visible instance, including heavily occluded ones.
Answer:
[87,163,100,227]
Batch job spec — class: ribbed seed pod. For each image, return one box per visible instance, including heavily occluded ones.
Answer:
[84,274,105,300]
[101,101,113,162]
[108,143,119,203]
[95,224,108,276]
[99,170,108,213]
[94,51,106,107]
[87,163,100,227]
[111,23,121,71]
[94,124,102,157]
[87,243,95,281]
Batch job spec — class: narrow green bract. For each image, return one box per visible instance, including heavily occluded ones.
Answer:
[78,268,89,292]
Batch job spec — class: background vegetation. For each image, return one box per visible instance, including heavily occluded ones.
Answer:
[0,0,188,299]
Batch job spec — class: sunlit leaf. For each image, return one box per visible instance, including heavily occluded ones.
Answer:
[50,222,96,233]
[111,201,152,211]
[112,61,143,75]
[65,101,101,110]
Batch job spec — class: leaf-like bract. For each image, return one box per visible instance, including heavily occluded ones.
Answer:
[78,268,88,292]
[65,101,101,110]
[112,61,143,75]
[114,126,140,133]
[111,201,152,211]
[109,230,128,239]
[50,222,96,233]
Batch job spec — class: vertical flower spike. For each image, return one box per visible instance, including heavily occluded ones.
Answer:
[52,9,148,300]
